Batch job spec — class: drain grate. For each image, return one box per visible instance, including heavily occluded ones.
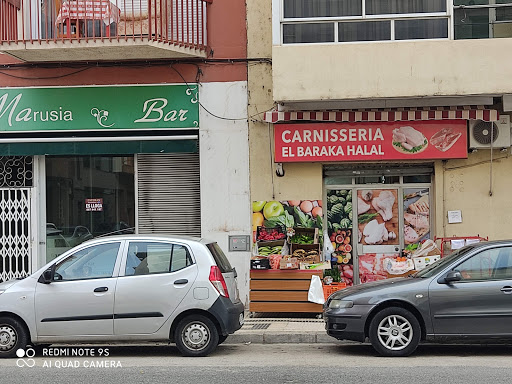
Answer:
[247,323,271,330]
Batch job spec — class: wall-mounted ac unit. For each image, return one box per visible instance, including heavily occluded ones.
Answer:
[469,115,511,149]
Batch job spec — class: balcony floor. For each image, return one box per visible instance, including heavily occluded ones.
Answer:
[0,38,207,62]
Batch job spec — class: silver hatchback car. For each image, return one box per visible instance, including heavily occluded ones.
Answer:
[0,235,244,357]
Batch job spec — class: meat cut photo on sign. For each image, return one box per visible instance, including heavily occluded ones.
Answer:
[357,189,398,246]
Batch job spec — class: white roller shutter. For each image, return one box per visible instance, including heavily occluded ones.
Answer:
[137,153,200,236]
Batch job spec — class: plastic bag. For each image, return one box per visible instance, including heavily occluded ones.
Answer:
[308,275,325,304]
[323,231,335,262]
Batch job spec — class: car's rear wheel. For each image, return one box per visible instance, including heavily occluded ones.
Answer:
[175,315,219,357]
[369,307,420,357]
[0,317,28,358]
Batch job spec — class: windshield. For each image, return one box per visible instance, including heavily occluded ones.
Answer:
[414,246,474,278]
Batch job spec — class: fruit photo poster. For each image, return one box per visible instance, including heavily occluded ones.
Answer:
[252,200,323,236]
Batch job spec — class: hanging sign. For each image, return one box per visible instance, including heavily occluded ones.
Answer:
[274,120,467,162]
[85,198,103,212]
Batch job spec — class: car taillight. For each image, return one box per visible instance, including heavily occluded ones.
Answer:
[209,266,229,298]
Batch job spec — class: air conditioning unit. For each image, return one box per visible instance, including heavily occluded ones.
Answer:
[469,115,511,149]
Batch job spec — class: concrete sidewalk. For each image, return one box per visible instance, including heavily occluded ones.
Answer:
[225,313,346,344]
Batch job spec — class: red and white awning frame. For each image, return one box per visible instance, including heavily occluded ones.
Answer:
[263,106,499,124]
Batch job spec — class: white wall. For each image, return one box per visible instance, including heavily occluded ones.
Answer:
[199,81,251,307]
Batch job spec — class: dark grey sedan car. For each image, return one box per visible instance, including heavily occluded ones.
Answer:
[324,240,512,356]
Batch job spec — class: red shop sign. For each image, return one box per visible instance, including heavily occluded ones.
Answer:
[274,120,467,162]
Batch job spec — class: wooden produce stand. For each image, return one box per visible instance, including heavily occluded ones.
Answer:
[249,269,323,314]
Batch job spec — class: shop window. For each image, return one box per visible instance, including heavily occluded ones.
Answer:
[46,156,135,263]
[403,175,431,183]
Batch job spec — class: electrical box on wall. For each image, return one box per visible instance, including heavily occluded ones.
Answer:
[469,115,511,149]
[228,235,250,252]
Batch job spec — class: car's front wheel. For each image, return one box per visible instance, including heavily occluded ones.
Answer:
[174,315,219,357]
[369,307,420,357]
[0,317,28,358]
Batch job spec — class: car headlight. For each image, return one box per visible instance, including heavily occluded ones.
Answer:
[328,299,353,309]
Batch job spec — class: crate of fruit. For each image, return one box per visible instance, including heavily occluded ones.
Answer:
[256,226,286,242]
[288,227,319,245]
[256,240,285,256]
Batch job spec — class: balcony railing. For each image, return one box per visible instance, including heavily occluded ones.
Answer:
[0,0,208,61]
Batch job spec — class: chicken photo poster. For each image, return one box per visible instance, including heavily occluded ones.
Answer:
[357,189,398,246]
[274,120,467,162]
[403,188,431,253]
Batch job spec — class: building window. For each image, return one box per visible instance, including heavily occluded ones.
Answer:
[279,0,512,43]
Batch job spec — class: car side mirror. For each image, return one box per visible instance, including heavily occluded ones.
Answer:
[443,270,462,284]
[38,265,55,284]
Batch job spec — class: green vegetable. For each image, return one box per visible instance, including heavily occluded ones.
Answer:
[294,206,314,227]
[264,211,295,232]
[393,139,427,153]
[338,190,349,197]
[358,212,378,224]
[329,195,339,204]
[290,233,314,244]
[340,218,351,229]
[346,190,352,202]
[344,202,352,215]
[331,203,344,216]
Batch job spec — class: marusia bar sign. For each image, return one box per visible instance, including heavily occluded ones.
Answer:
[274,120,467,162]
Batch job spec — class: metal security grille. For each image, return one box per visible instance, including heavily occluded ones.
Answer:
[0,189,31,282]
[0,156,33,187]
[137,153,200,236]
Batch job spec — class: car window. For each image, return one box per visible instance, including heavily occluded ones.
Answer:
[206,242,232,273]
[455,247,512,281]
[125,242,193,276]
[415,246,473,278]
[54,242,120,281]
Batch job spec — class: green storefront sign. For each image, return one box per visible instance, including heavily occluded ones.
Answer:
[0,84,199,132]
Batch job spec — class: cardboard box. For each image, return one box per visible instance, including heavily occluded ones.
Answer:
[280,257,299,270]
[300,261,331,270]
[413,255,440,271]
[250,257,270,270]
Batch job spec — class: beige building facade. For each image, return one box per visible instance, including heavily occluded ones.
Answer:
[248,0,512,287]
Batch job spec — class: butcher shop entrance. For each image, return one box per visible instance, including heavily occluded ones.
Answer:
[324,163,433,285]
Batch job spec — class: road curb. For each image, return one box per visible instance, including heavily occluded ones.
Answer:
[225,332,349,344]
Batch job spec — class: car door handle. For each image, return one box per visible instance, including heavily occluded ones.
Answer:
[94,287,108,292]
[174,279,188,285]
[500,286,512,294]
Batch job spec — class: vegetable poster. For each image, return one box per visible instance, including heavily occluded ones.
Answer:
[252,200,323,235]
[326,189,354,286]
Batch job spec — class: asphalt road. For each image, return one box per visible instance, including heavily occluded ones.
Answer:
[1,343,512,384]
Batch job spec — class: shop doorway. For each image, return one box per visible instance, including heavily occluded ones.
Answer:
[0,156,35,282]
[45,156,135,263]
[324,164,433,285]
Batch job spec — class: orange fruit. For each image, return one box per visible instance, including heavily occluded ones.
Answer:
[252,212,264,231]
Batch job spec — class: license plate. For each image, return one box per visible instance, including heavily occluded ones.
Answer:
[239,313,244,326]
